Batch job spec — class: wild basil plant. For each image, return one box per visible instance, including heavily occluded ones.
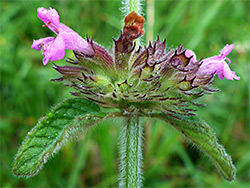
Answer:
[13,3,240,187]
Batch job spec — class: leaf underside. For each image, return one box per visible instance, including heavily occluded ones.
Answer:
[12,98,110,177]
[151,113,235,182]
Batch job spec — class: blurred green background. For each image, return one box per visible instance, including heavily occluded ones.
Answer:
[0,0,249,187]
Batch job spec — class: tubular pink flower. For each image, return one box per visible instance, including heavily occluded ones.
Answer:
[186,44,240,81]
[32,7,94,65]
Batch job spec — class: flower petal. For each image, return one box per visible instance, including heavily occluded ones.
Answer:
[58,24,94,55]
[37,7,60,33]
[31,37,55,51]
[185,49,197,63]
[199,58,224,76]
[42,56,50,66]
[38,35,65,65]
[221,61,240,80]
[220,44,234,58]
[48,34,66,62]
[232,72,240,80]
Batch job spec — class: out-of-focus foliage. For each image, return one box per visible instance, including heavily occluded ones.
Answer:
[0,0,249,187]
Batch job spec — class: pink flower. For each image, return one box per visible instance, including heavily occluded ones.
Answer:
[185,44,240,80]
[32,7,94,65]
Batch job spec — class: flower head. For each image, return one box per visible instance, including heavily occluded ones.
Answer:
[30,10,241,117]
[31,7,94,65]
[50,11,240,116]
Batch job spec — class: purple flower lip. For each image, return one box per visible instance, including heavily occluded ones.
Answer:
[186,44,240,81]
[31,7,94,65]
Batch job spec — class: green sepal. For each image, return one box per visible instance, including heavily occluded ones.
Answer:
[12,98,114,177]
[150,113,236,181]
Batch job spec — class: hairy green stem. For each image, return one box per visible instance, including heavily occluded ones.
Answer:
[128,0,141,14]
[122,0,142,14]
[118,113,144,188]
[146,0,154,42]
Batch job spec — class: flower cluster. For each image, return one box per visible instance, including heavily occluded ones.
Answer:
[32,7,240,117]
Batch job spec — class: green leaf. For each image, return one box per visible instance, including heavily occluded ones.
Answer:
[12,98,115,177]
[150,113,236,181]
